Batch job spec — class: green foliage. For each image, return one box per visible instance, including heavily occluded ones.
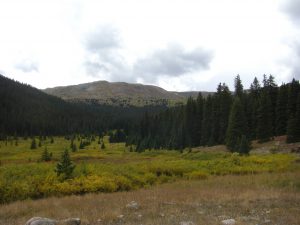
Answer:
[287,93,300,143]
[257,86,273,142]
[41,147,52,162]
[30,138,37,149]
[238,135,251,155]
[101,142,106,149]
[0,136,298,204]
[55,149,75,179]
[226,97,247,152]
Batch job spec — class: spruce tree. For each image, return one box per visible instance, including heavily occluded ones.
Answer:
[238,135,251,154]
[248,77,261,139]
[30,138,37,149]
[256,90,272,142]
[226,97,247,152]
[55,149,75,179]
[41,147,52,162]
[287,93,300,143]
[234,75,244,98]
[276,84,288,135]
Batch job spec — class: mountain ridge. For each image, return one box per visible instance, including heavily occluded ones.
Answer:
[44,80,212,106]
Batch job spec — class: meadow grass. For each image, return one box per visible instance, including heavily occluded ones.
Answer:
[0,172,299,225]
[0,136,299,204]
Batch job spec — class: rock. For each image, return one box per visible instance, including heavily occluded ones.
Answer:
[25,218,81,225]
[221,219,236,225]
[60,218,81,225]
[137,214,142,219]
[25,217,57,225]
[179,221,195,225]
[126,201,139,209]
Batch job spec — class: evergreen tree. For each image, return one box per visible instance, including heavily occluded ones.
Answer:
[226,97,247,152]
[41,147,52,162]
[30,138,37,149]
[201,95,213,146]
[256,89,272,142]
[195,93,204,145]
[217,83,232,144]
[248,77,261,139]
[234,75,244,98]
[238,135,251,154]
[101,142,106,149]
[287,93,300,143]
[276,84,288,135]
[55,149,75,179]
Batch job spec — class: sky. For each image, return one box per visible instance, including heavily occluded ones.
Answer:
[0,0,299,91]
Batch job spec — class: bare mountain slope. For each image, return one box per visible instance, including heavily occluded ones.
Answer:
[44,81,209,106]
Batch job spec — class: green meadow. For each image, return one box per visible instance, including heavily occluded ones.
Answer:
[0,136,299,204]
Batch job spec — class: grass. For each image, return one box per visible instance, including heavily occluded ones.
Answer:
[0,136,299,204]
[0,172,299,225]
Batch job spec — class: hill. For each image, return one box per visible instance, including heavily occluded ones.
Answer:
[0,75,166,136]
[44,81,211,106]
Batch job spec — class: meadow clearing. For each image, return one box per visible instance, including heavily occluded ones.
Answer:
[0,136,299,224]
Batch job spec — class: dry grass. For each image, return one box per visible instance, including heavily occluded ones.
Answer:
[1,172,299,225]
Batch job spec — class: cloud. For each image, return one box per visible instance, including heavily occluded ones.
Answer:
[290,41,300,79]
[133,44,213,82]
[281,0,300,24]
[84,26,121,52]
[14,60,39,73]
[83,25,136,82]
[83,26,213,84]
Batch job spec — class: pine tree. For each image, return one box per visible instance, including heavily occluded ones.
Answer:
[101,142,106,149]
[286,79,300,143]
[238,135,251,154]
[55,149,75,179]
[248,77,261,139]
[256,89,272,142]
[226,97,247,152]
[30,138,37,149]
[276,84,288,135]
[234,75,244,98]
[195,93,204,145]
[41,147,52,161]
[287,93,300,143]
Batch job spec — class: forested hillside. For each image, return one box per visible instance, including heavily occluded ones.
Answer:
[0,75,166,137]
[128,75,300,152]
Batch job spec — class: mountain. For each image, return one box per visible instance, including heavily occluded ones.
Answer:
[0,75,166,136]
[44,81,211,106]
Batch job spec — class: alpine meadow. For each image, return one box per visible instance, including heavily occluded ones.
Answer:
[1,0,300,224]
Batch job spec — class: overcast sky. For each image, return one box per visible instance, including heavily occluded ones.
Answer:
[0,0,299,91]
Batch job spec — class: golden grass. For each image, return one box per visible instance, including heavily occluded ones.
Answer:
[1,171,299,225]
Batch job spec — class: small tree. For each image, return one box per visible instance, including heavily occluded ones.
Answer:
[30,138,37,149]
[41,147,52,162]
[50,137,54,144]
[55,149,75,179]
[101,142,105,149]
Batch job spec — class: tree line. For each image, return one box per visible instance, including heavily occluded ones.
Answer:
[127,75,300,153]
[0,74,166,138]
